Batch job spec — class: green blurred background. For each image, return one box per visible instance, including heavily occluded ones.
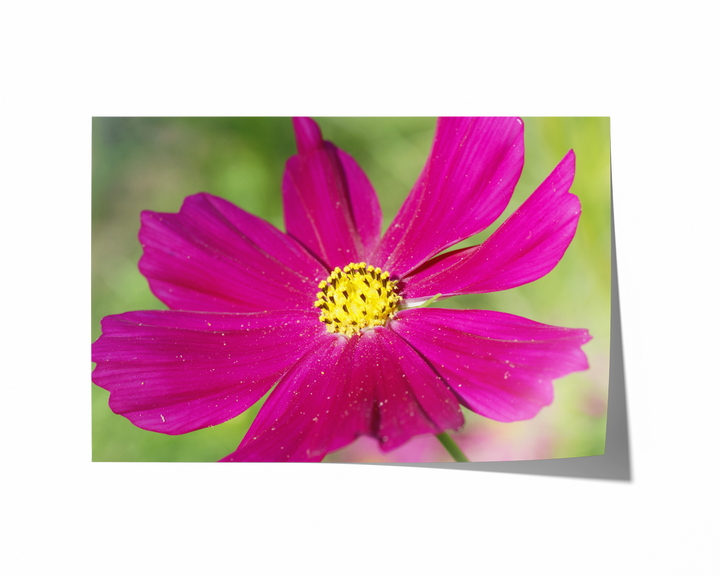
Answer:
[92,117,611,462]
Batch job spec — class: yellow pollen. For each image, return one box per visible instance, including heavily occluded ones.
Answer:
[314,262,401,336]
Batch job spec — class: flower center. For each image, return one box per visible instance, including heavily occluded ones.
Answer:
[314,262,401,336]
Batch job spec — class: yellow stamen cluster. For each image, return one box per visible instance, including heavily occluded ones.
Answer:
[314,262,401,336]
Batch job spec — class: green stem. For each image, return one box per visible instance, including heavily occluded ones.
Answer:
[436,432,469,462]
[417,293,442,308]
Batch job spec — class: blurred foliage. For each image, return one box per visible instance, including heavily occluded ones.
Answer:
[92,117,611,462]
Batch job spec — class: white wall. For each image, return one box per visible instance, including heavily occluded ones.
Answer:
[3,2,717,574]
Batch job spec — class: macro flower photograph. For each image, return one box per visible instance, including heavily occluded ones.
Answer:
[91,117,611,463]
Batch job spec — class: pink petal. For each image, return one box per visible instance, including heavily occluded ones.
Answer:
[402,150,578,299]
[370,117,525,277]
[221,336,348,462]
[353,328,464,452]
[92,309,328,434]
[282,117,383,269]
[221,327,463,462]
[139,193,327,313]
[390,308,591,422]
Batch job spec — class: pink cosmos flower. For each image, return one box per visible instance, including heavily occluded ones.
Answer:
[92,117,591,462]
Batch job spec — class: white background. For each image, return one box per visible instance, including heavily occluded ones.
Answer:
[2,1,717,574]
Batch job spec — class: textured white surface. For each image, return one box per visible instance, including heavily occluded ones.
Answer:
[2,2,717,574]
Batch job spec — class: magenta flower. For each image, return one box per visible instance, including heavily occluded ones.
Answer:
[92,117,591,462]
